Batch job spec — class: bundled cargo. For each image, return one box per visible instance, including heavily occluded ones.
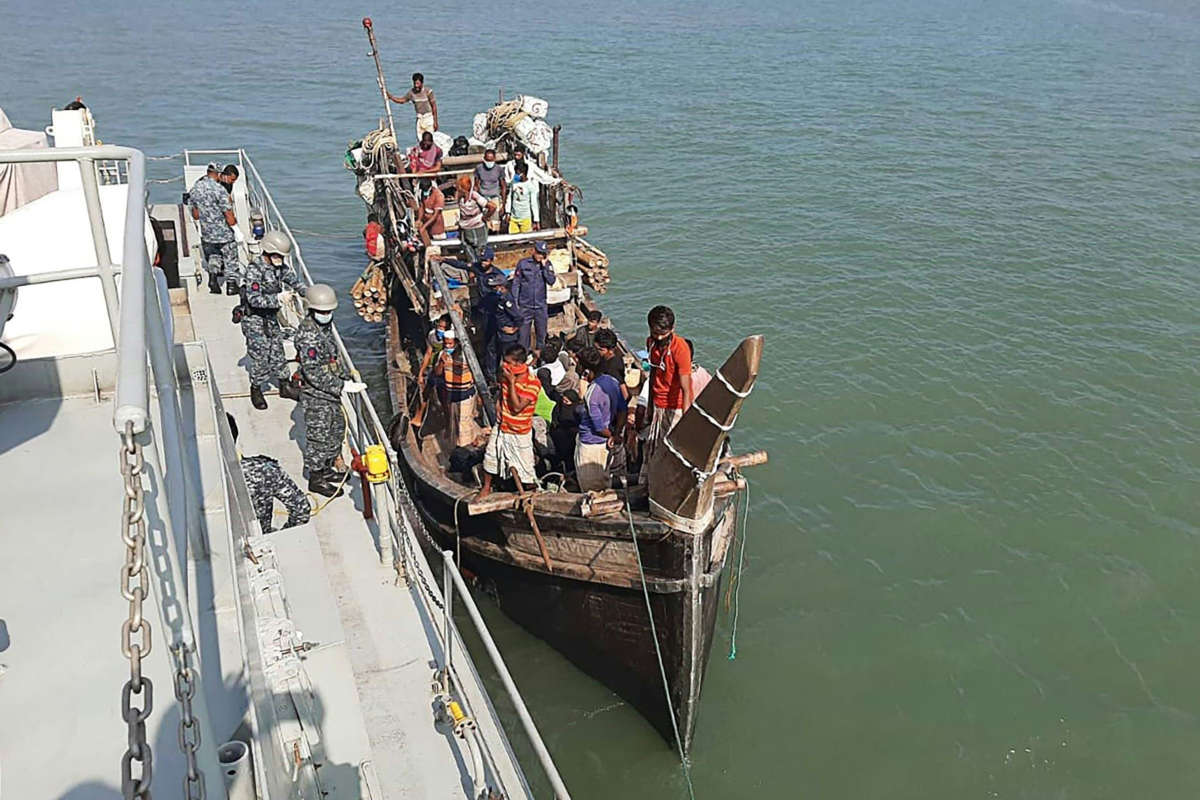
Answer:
[572,237,611,293]
[478,96,555,155]
[350,262,388,322]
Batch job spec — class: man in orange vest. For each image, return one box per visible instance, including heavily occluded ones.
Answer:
[478,344,541,499]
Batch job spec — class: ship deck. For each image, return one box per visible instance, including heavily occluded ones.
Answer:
[0,157,533,798]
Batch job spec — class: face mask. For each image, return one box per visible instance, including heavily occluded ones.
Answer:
[512,174,522,183]
[444,345,456,354]
[435,329,446,341]
[222,181,233,194]
[483,160,495,168]
[313,311,333,325]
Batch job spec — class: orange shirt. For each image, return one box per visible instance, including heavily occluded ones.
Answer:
[499,366,541,434]
[648,334,692,409]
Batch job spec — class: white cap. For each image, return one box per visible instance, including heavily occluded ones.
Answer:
[443,328,457,340]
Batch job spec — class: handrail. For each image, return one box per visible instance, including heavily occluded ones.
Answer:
[441,551,572,800]
[0,145,147,430]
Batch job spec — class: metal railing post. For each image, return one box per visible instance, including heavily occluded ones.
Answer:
[77,155,121,341]
[440,552,571,800]
[376,484,395,567]
[443,550,454,676]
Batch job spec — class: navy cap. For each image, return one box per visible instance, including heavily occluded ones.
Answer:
[485,272,506,288]
[533,241,548,254]
[480,245,495,261]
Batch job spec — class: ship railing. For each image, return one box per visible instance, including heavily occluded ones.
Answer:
[183,147,572,798]
[0,145,227,792]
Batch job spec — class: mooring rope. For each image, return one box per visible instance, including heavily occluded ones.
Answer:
[622,481,697,800]
[727,477,752,661]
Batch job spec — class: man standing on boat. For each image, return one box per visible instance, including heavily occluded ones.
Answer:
[641,305,693,481]
[479,272,522,384]
[189,161,239,295]
[478,344,541,500]
[295,284,367,497]
[511,240,556,354]
[387,72,438,139]
[239,231,304,410]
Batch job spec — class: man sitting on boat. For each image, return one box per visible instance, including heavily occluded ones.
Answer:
[478,344,541,500]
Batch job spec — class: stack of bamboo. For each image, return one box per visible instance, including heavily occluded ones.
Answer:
[572,238,611,293]
[351,262,387,322]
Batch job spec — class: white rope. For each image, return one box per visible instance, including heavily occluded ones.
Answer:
[663,437,717,483]
[714,369,753,398]
[693,403,737,432]
[727,477,751,661]
[623,484,697,800]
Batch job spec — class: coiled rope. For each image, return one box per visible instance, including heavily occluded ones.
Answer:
[623,482,697,800]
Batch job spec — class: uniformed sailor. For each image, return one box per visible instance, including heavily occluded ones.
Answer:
[188,162,241,295]
[480,272,522,383]
[240,230,305,410]
[294,284,366,497]
[511,240,557,355]
[226,413,310,532]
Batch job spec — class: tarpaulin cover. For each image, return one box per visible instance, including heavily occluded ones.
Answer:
[0,107,58,217]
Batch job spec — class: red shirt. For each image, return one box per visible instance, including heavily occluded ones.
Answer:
[647,334,691,409]
[499,365,541,434]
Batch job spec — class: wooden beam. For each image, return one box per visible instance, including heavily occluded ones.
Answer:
[720,450,768,470]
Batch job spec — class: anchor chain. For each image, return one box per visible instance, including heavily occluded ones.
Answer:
[173,643,206,799]
[119,421,154,800]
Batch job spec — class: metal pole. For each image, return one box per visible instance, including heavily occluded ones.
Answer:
[442,549,454,676]
[440,551,571,800]
[428,260,497,425]
[376,483,395,567]
[362,18,398,147]
[143,259,210,559]
[552,125,561,173]
[77,156,120,342]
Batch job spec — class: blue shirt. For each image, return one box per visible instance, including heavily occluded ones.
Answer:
[578,382,612,445]
[594,372,627,415]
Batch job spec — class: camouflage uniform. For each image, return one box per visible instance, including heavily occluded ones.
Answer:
[188,175,240,284]
[295,316,349,473]
[240,255,304,387]
[241,454,310,531]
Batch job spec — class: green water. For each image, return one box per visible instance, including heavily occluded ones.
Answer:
[5,0,1200,795]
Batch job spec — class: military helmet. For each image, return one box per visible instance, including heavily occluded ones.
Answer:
[306,283,338,312]
[260,230,292,256]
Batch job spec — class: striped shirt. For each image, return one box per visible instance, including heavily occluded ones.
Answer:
[499,368,541,435]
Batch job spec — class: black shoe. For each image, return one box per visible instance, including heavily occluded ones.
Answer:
[308,470,344,498]
[250,384,268,410]
[225,281,239,296]
[278,377,301,401]
[208,276,222,294]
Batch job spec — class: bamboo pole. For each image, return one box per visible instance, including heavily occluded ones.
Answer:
[362,18,398,147]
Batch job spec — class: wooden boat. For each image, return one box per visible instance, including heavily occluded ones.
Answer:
[348,111,765,754]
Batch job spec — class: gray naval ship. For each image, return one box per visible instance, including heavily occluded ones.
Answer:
[0,104,569,800]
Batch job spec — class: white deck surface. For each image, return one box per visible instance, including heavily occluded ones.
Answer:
[0,395,194,799]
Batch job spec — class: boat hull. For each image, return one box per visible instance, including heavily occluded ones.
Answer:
[405,471,736,753]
